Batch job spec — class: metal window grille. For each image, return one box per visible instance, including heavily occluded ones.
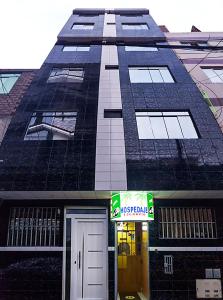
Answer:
[159,207,217,239]
[7,207,62,246]
[164,255,173,274]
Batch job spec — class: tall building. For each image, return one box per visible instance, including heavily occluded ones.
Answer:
[0,8,223,300]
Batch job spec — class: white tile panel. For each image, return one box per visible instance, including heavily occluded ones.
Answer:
[111,155,126,164]
[111,172,127,181]
[110,147,126,154]
[96,164,111,172]
[95,172,111,181]
[95,16,127,191]
[111,164,126,171]
[96,139,111,147]
[111,139,125,147]
[95,182,111,190]
[111,181,127,190]
[96,132,111,139]
[96,154,110,164]
[96,147,111,155]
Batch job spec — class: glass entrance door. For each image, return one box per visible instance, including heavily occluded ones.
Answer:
[117,222,149,300]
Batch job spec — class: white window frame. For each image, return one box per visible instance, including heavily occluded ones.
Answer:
[72,23,94,30]
[125,46,158,52]
[129,66,174,83]
[63,46,90,52]
[47,68,84,83]
[136,111,198,139]
[122,23,149,30]
[24,111,77,141]
[202,68,223,83]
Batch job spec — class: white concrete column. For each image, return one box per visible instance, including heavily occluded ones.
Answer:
[95,13,127,191]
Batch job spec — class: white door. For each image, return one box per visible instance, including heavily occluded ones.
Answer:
[70,215,108,300]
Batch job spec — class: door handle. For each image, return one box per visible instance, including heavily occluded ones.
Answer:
[78,251,81,269]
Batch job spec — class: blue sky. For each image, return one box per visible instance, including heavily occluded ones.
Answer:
[0,0,222,68]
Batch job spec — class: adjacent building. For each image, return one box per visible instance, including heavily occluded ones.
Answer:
[0,8,223,300]
[0,69,36,143]
[165,28,223,132]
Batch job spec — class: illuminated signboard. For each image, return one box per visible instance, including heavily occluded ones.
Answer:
[111,192,154,221]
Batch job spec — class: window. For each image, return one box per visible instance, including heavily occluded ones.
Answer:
[72,23,94,30]
[7,207,62,247]
[104,109,122,118]
[105,65,119,70]
[159,207,217,239]
[136,111,198,139]
[78,14,99,17]
[24,111,77,141]
[164,255,173,274]
[120,14,143,17]
[205,269,221,279]
[0,73,20,94]
[47,68,84,83]
[197,41,208,47]
[125,46,158,52]
[122,23,148,30]
[129,66,174,83]
[63,46,90,52]
[180,41,208,51]
[202,68,223,83]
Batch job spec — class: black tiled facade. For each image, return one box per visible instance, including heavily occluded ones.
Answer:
[0,8,223,300]
[117,31,223,190]
[150,251,223,300]
[0,252,62,300]
[0,61,101,191]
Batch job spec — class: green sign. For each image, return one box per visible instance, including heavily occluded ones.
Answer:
[111,192,154,221]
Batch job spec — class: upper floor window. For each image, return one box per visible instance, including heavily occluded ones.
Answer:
[63,46,90,52]
[0,73,20,94]
[72,23,94,30]
[129,66,174,83]
[180,41,208,50]
[47,68,84,83]
[120,14,143,17]
[197,41,209,47]
[125,46,158,52]
[202,68,223,83]
[24,111,77,141]
[78,14,99,17]
[122,23,149,30]
[136,111,198,139]
[159,207,217,239]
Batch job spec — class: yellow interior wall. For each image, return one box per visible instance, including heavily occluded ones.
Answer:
[117,222,149,296]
